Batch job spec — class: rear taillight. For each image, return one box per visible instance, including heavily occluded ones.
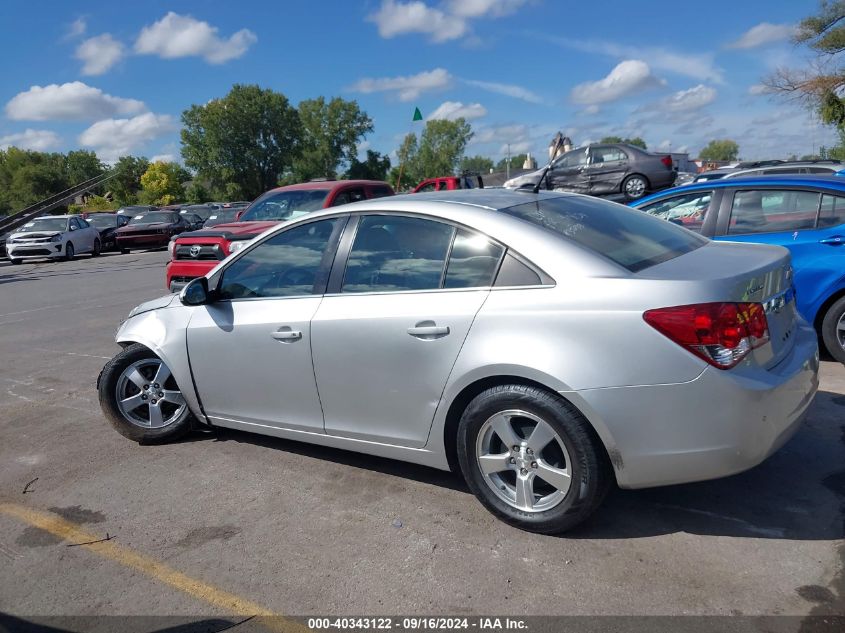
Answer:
[660,155,673,168]
[644,302,770,369]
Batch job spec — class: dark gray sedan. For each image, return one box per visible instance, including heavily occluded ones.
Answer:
[504,143,677,200]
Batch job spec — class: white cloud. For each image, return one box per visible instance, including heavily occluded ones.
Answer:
[728,22,795,49]
[348,68,452,101]
[368,1,467,42]
[463,79,543,104]
[76,34,125,76]
[748,83,770,96]
[474,123,530,144]
[66,18,86,39]
[543,35,724,83]
[79,113,176,162]
[582,105,600,115]
[5,82,145,121]
[150,153,178,163]
[0,129,61,151]
[135,12,257,63]
[447,0,529,18]
[428,101,487,121]
[570,60,664,105]
[659,84,717,112]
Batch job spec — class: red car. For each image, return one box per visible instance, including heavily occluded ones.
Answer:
[115,211,194,253]
[412,174,483,193]
[165,179,394,292]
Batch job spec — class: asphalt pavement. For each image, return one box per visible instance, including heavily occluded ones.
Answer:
[0,250,842,626]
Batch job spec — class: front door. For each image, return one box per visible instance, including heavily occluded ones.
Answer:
[547,148,590,192]
[311,215,503,447]
[187,217,344,431]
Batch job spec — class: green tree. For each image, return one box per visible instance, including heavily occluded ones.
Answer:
[391,132,420,190]
[346,150,391,181]
[460,155,494,173]
[65,150,104,186]
[698,139,740,161]
[393,119,473,189]
[495,154,529,171]
[291,97,373,181]
[110,156,150,206]
[0,148,68,215]
[181,84,301,200]
[139,161,189,206]
[600,136,648,149]
[184,181,210,204]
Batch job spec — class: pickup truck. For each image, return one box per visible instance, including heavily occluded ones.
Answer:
[412,174,483,193]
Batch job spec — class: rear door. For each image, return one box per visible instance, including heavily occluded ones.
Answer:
[311,214,504,447]
[587,145,630,194]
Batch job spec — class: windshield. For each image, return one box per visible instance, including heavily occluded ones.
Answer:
[18,218,69,233]
[206,210,239,223]
[501,195,707,273]
[239,189,329,222]
[129,212,177,225]
[86,215,116,228]
[182,206,215,220]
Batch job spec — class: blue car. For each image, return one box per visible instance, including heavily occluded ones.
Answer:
[631,175,845,363]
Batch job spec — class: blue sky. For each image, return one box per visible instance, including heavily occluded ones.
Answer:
[0,0,834,167]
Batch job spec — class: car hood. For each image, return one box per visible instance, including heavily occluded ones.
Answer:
[117,222,173,232]
[128,294,178,318]
[8,231,62,240]
[180,220,281,238]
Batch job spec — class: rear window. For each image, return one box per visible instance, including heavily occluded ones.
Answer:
[501,195,707,273]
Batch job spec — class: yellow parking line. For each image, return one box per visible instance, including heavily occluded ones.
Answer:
[0,502,307,633]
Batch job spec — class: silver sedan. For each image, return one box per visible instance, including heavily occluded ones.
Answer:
[98,190,819,533]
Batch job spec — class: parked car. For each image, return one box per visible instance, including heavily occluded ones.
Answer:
[98,188,818,534]
[180,212,205,231]
[413,173,483,193]
[6,215,101,264]
[165,179,395,292]
[115,211,193,253]
[85,213,131,252]
[202,208,241,227]
[179,204,220,224]
[116,205,158,216]
[503,143,676,200]
[632,175,845,363]
[690,160,843,184]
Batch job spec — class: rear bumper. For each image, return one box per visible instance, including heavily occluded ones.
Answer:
[166,260,217,291]
[573,321,819,489]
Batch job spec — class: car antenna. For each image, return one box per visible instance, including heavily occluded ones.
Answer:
[532,133,566,194]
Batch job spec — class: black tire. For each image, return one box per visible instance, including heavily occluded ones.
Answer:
[64,242,75,261]
[98,343,194,443]
[622,174,649,201]
[91,239,101,257]
[121,248,130,254]
[821,295,845,364]
[10,258,21,265]
[457,384,613,534]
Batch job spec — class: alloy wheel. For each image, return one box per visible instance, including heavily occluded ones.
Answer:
[837,312,845,352]
[625,176,646,198]
[115,358,187,429]
[475,409,573,512]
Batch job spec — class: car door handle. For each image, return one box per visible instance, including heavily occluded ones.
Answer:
[819,235,844,245]
[271,328,302,342]
[407,322,450,339]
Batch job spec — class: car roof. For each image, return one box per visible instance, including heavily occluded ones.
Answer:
[635,174,845,205]
[33,215,73,220]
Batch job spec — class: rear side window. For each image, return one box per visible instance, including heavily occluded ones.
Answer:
[727,190,820,235]
[369,186,393,199]
[502,196,706,273]
[332,188,366,206]
[443,229,504,289]
[638,191,712,233]
[819,194,845,228]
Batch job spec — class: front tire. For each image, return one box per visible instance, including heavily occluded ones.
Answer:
[10,258,21,265]
[821,295,845,364]
[121,248,130,254]
[98,343,194,443]
[457,384,612,534]
[622,174,649,200]
[64,242,75,261]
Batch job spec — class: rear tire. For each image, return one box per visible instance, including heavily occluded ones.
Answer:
[622,174,649,200]
[98,343,194,443]
[91,239,101,257]
[456,384,613,534]
[64,242,75,261]
[10,258,21,265]
[121,248,130,254]
[821,295,845,364]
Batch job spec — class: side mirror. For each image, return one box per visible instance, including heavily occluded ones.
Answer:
[69,225,77,231]
[180,277,211,306]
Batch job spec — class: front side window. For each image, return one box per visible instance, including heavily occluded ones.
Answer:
[69,218,81,230]
[342,216,453,293]
[727,190,820,235]
[502,196,707,273]
[417,182,436,193]
[239,189,329,222]
[639,191,712,232]
[819,194,845,228]
[218,218,341,300]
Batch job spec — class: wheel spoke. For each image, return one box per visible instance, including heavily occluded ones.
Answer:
[535,460,572,493]
[152,363,171,386]
[120,393,145,412]
[490,412,520,448]
[515,475,535,510]
[837,320,845,332]
[148,403,164,427]
[478,452,512,475]
[526,420,556,453]
[160,389,185,406]
[125,368,147,389]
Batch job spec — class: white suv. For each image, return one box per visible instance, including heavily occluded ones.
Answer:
[6,215,101,264]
